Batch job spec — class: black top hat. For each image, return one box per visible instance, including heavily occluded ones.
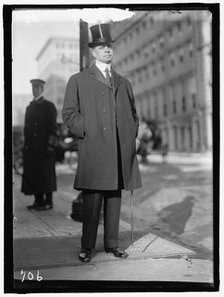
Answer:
[30,79,45,86]
[88,23,114,48]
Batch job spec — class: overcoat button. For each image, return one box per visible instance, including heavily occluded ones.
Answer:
[103,109,106,113]
[103,127,107,131]
[102,92,105,95]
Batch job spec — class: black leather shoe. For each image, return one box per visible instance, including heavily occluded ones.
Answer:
[79,248,94,263]
[38,203,53,210]
[105,248,128,258]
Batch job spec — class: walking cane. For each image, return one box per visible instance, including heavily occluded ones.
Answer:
[130,190,134,246]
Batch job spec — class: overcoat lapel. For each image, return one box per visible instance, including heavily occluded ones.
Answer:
[89,64,110,88]
[89,64,122,91]
[111,69,122,92]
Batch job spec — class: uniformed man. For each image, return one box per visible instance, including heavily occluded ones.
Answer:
[21,79,58,210]
[62,23,142,262]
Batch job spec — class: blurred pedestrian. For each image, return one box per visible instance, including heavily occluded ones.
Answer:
[137,119,152,164]
[21,79,58,210]
[62,23,142,263]
[161,143,169,163]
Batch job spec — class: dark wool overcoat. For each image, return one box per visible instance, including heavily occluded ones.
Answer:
[62,64,142,191]
[21,97,57,195]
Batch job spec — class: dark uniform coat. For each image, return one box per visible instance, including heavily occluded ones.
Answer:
[62,65,142,191]
[21,97,57,195]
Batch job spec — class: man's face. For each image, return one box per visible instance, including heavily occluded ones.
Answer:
[92,43,113,64]
[32,85,43,98]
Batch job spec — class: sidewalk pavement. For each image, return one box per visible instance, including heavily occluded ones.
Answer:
[13,153,214,286]
[144,150,213,165]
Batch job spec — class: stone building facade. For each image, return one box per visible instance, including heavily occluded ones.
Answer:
[111,10,212,152]
[36,37,80,123]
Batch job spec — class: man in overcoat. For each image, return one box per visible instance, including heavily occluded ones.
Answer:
[21,79,58,210]
[62,23,142,263]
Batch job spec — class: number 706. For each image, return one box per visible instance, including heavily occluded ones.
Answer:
[20,270,43,282]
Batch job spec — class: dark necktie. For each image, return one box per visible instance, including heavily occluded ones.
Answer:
[105,68,112,87]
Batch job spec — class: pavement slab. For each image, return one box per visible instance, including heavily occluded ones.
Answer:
[94,258,213,282]
[14,230,196,272]
[14,257,213,282]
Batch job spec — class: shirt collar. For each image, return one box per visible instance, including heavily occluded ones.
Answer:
[95,60,111,74]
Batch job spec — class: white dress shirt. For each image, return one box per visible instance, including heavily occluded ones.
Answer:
[95,60,111,78]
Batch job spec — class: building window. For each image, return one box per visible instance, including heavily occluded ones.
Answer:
[173,100,176,113]
[147,108,151,119]
[145,67,149,79]
[146,66,150,79]
[192,93,196,108]
[139,69,144,83]
[163,102,167,116]
[144,47,149,58]
[170,53,175,66]
[189,126,193,149]
[189,43,194,57]
[160,36,164,48]
[181,127,185,150]
[182,97,186,111]
[151,62,154,74]
[179,48,184,62]
[155,100,158,117]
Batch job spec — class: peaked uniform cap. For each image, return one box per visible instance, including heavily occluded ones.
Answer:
[88,23,114,48]
[30,79,45,86]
